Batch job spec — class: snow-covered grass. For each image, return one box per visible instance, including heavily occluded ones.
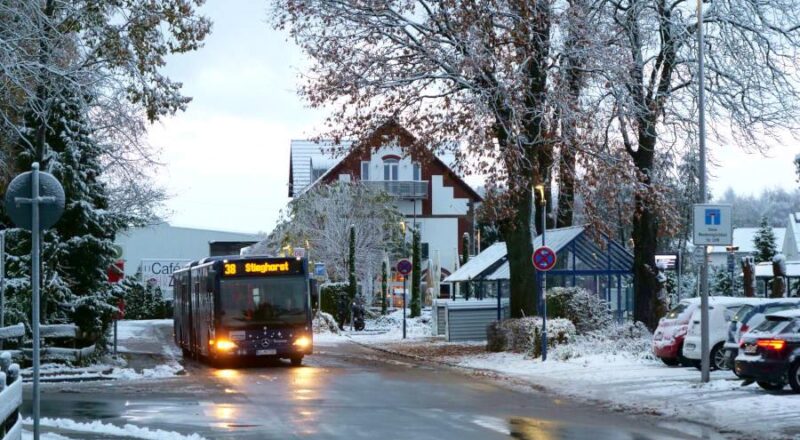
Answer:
[23,418,206,440]
[346,308,433,343]
[361,323,800,439]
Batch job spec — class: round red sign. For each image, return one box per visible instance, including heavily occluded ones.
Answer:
[532,246,557,271]
[396,258,412,276]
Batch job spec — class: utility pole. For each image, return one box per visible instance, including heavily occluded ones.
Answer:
[697,0,710,383]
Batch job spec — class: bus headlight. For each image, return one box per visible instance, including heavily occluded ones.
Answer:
[293,336,311,349]
[215,339,238,352]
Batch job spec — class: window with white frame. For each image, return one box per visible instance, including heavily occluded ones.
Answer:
[361,161,370,180]
[383,158,399,181]
[412,163,421,181]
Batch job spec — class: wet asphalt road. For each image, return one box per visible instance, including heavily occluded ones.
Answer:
[24,341,731,440]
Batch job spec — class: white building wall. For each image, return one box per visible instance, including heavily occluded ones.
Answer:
[418,217,459,272]
[115,223,262,276]
[431,175,469,215]
[785,223,799,260]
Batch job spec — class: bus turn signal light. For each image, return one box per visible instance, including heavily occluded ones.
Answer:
[215,339,238,351]
[293,336,311,348]
[756,339,786,351]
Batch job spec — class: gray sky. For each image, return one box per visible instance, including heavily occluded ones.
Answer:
[146,1,799,234]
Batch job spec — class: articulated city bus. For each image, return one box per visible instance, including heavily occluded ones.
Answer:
[173,256,313,366]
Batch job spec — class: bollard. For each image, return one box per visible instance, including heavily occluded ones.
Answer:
[0,351,10,371]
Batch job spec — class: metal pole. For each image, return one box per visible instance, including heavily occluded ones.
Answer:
[541,194,547,362]
[114,319,118,354]
[31,163,41,439]
[402,275,407,339]
[697,0,710,383]
[677,249,682,303]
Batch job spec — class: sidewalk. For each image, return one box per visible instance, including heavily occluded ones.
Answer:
[353,337,800,440]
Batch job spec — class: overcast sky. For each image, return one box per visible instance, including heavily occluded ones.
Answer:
[145,1,800,234]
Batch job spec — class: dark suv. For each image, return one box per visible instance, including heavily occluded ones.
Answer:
[735,310,800,392]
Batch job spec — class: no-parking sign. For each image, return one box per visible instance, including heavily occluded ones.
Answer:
[532,246,557,272]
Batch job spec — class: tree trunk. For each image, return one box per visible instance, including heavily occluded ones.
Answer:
[501,186,538,318]
[630,142,663,330]
[556,144,576,228]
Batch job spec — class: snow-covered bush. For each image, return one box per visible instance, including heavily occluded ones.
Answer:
[552,321,653,361]
[313,312,340,334]
[487,317,576,357]
[546,287,612,333]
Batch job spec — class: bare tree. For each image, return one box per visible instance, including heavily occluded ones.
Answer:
[266,182,404,305]
[271,0,616,317]
[597,0,800,328]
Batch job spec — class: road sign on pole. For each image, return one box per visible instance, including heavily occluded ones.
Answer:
[693,204,733,246]
[396,259,412,339]
[532,246,557,272]
[5,163,65,440]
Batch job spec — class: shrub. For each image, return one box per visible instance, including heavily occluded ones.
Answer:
[486,317,576,357]
[319,283,350,328]
[118,278,171,320]
[546,287,612,333]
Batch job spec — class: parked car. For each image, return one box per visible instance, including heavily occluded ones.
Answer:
[723,299,800,371]
[653,298,701,366]
[681,297,765,370]
[735,309,800,392]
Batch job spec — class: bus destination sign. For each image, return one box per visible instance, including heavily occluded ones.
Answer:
[222,259,303,277]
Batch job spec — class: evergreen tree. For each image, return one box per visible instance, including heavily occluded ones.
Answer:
[753,216,778,263]
[411,228,421,317]
[348,225,357,301]
[3,82,124,335]
[381,260,388,315]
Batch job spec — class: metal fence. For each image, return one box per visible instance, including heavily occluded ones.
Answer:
[363,180,428,199]
[0,351,22,440]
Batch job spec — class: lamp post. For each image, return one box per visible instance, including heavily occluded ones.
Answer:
[697,0,711,383]
[535,184,547,361]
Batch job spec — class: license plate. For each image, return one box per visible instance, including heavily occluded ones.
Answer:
[256,349,277,356]
[744,345,758,354]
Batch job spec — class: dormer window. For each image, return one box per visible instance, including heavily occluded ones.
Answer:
[383,158,399,181]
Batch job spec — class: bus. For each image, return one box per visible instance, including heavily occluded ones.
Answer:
[173,256,313,366]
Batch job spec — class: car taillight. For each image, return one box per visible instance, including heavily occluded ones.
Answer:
[740,324,749,334]
[756,339,786,351]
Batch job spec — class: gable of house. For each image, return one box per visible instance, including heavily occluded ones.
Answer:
[785,212,800,261]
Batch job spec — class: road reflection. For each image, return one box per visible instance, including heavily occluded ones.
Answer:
[509,418,561,440]
[290,366,319,435]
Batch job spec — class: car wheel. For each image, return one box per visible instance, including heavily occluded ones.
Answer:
[711,344,727,371]
[660,357,680,367]
[788,362,800,393]
[757,381,785,391]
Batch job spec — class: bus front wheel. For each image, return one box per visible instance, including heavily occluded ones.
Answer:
[290,356,303,367]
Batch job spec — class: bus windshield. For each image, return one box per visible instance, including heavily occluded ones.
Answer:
[220,276,307,328]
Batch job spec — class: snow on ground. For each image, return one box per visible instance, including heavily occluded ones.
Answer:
[345,308,432,343]
[359,326,800,440]
[23,418,206,440]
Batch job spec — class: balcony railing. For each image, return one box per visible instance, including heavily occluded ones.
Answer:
[364,180,428,199]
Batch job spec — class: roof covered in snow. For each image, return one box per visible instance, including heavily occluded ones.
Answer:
[789,212,800,255]
[709,227,786,255]
[443,242,507,283]
[445,226,633,282]
[755,261,800,278]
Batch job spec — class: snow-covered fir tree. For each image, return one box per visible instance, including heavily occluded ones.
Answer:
[3,82,126,335]
[753,216,778,263]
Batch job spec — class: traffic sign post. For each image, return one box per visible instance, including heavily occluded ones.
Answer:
[693,204,732,383]
[4,163,65,440]
[532,246,557,361]
[396,259,412,339]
